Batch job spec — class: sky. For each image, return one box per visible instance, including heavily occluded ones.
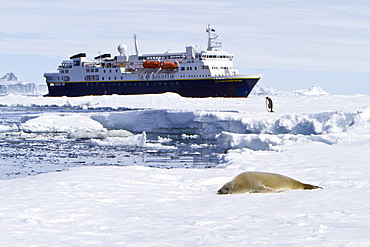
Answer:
[1,0,370,95]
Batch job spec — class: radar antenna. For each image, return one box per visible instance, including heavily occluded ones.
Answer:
[206,24,222,51]
[134,34,141,56]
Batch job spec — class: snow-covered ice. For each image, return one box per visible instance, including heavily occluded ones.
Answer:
[1,84,370,246]
[20,114,105,133]
[0,72,48,96]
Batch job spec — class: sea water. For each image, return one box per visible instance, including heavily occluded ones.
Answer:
[0,106,222,179]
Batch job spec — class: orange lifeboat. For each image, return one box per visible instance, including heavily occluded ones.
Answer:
[142,60,160,68]
[160,61,178,69]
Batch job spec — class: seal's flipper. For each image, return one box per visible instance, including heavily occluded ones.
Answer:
[254,184,276,193]
[302,183,323,190]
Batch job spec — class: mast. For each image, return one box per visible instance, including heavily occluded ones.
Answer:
[134,34,141,56]
[206,24,222,51]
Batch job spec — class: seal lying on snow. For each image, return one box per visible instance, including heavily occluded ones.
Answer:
[218,171,322,194]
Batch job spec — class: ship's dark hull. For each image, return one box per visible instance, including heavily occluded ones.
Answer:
[45,77,260,97]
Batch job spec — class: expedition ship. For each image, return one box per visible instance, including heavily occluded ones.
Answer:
[44,25,262,97]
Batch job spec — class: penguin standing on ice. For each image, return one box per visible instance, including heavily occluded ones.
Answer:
[266,97,274,113]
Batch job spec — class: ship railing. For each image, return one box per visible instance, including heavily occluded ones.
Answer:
[59,64,72,68]
[59,60,73,68]
[141,71,177,81]
[160,68,179,74]
[83,62,97,68]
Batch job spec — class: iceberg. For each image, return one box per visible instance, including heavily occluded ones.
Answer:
[0,72,48,96]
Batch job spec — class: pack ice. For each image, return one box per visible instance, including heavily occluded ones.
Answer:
[0,86,370,246]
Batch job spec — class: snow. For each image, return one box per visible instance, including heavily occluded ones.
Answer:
[89,131,176,149]
[293,85,330,96]
[0,72,48,96]
[67,129,134,139]
[20,114,105,133]
[250,85,277,95]
[1,84,370,246]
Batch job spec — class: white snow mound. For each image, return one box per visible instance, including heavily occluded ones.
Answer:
[20,114,105,133]
[294,85,329,96]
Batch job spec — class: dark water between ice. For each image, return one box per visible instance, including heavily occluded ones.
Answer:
[0,106,223,180]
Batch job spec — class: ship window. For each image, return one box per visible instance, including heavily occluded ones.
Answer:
[62,76,70,82]
[194,67,197,70]
[114,77,116,80]
[104,70,106,73]
[102,77,104,80]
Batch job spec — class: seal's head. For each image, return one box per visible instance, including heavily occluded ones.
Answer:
[217,182,232,194]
